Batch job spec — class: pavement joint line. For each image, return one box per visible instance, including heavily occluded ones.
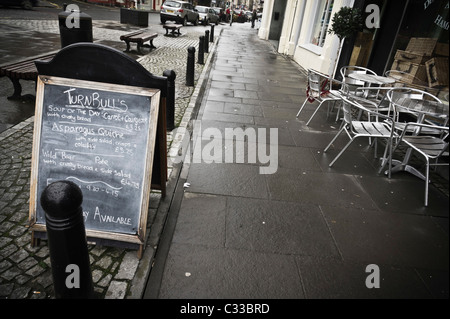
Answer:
[130,31,219,299]
[165,30,220,174]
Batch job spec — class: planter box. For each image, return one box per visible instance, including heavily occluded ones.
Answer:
[120,8,149,27]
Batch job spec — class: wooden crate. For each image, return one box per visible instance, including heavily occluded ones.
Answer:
[425,57,449,87]
[391,60,427,85]
[407,83,442,97]
[394,50,430,64]
[406,37,438,55]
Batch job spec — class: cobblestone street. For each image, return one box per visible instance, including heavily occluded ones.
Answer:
[0,14,222,298]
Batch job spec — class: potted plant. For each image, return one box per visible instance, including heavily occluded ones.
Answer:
[327,6,364,77]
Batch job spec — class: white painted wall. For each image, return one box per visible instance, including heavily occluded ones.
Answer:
[261,0,355,76]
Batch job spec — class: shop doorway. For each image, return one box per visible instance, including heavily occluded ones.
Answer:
[268,0,288,48]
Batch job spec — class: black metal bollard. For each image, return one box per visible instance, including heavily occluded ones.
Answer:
[210,25,214,42]
[186,46,195,87]
[163,69,176,131]
[198,36,204,65]
[41,181,93,299]
[204,30,209,53]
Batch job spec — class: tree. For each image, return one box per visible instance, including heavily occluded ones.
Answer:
[327,6,364,78]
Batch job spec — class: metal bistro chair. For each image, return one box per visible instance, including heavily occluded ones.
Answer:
[386,87,446,136]
[340,66,378,91]
[335,66,378,121]
[324,89,397,175]
[296,69,342,126]
[381,122,449,206]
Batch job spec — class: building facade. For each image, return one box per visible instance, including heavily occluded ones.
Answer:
[258,0,449,96]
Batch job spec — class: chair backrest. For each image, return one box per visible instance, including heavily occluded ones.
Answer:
[340,84,358,126]
[387,87,443,123]
[340,66,377,87]
[308,70,322,94]
[342,98,354,126]
[308,69,329,93]
[307,69,331,97]
[387,87,442,108]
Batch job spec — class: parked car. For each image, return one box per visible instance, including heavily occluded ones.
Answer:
[195,5,220,25]
[211,7,225,22]
[0,0,38,10]
[245,11,253,22]
[160,0,199,26]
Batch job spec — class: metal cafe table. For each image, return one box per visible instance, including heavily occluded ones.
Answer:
[348,73,395,98]
[348,73,396,86]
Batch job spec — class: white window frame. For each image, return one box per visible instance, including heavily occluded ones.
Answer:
[300,0,334,55]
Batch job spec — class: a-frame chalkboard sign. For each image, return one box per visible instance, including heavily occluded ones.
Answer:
[29,43,170,257]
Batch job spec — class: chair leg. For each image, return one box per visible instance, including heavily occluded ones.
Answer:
[329,137,355,167]
[373,138,377,158]
[324,125,346,153]
[326,100,337,118]
[296,98,309,117]
[335,104,341,122]
[306,101,325,126]
[378,138,394,179]
[378,139,390,176]
[424,159,430,207]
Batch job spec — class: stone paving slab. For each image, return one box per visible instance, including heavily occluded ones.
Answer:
[155,24,449,301]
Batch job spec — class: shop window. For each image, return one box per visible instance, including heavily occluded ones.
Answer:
[310,0,334,47]
[387,0,449,95]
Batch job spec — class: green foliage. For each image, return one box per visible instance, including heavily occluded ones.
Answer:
[328,6,364,41]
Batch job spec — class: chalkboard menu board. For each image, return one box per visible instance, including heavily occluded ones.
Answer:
[29,76,160,246]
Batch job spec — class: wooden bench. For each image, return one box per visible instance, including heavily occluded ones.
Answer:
[120,30,158,54]
[162,23,183,36]
[0,52,56,100]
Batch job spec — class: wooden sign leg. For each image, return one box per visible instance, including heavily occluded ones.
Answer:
[137,244,144,259]
[30,230,41,247]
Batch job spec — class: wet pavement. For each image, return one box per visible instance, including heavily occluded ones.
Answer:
[144,24,449,300]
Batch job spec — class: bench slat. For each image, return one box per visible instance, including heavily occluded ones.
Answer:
[120,30,145,40]
[1,62,35,76]
[0,53,55,69]
[5,67,35,79]
[1,54,55,74]
[2,56,54,78]
[163,24,183,28]
[0,52,57,99]
[162,24,182,36]
[120,29,157,53]
[129,33,158,42]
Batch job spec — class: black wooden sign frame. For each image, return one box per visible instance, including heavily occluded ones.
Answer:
[29,76,160,253]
